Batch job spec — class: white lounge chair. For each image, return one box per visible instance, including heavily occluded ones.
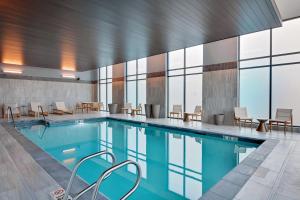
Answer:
[269,108,293,132]
[170,105,183,118]
[234,107,253,128]
[53,102,73,115]
[136,103,143,115]
[91,102,103,111]
[75,102,84,113]
[28,102,48,117]
[191,105,202,120]
[121,103,132,114]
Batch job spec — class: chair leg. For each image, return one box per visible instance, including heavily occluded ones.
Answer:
[269,122,272,132]
[284,122,287,133]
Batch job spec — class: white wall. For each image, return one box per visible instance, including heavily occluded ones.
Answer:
[0,64,98,81]
[0,64,98,117]
[0,78,97,117]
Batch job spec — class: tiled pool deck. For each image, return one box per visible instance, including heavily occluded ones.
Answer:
[1,112,300,200]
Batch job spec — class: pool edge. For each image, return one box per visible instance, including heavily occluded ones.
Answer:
[1,123,108,200]
[5,117,280,199]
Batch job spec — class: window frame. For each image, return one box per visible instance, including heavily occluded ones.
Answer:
[125,58,147,113]
[167,46,204,118]
[238,17,300,126]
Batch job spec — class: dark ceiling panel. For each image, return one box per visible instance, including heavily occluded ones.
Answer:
[0,0,281,71]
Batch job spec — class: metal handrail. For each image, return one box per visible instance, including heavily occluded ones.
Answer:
[7,106,16,127]
[38,105,46,121]
[63,151,116,200]
[91,160,141,200]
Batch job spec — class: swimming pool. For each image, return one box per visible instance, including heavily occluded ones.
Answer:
[18,118,260,200]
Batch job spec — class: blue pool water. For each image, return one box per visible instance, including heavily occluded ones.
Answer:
[18,119,260,200]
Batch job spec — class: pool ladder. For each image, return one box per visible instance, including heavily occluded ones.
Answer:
[38,105,49,126]
[7,106,16,127]
[63,151,141,200]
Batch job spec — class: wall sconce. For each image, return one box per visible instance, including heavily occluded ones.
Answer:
[2,69,23,74]
[62,73,76,79]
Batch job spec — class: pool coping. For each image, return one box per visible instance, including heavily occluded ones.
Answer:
[3,116,280,200]
[1,123,107,200]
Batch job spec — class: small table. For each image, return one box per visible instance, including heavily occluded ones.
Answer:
[121,108,130,114]
[256,119,268,132]
[131,109,141,116]
[183,113,193,122]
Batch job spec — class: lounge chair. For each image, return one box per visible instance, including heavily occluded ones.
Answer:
[269,108,293,132]
[136,104,143,115]
[75,102,84,113]
[91,102,103,111]
[53,102,73,115]
[191,105,202,120]
[28,102,48,117]
[234,107,253,128]
[121,103,132,114]
[99,102,104,110]
[170,105,182,118]
[3,103,21,119]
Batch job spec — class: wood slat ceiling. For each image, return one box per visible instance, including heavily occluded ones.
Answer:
[0,0,281,71]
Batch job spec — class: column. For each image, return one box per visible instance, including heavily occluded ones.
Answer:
[112,63,125,113]
[202,37,239,125]
[146,53,167,118]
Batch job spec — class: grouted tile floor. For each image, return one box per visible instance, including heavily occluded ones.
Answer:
[1,111,300,200]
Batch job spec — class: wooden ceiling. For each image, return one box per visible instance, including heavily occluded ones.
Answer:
[0,0,281,71]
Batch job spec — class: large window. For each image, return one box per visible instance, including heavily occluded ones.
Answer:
[168,45,203,117]
[271,18,300,126]
[239,30,271,120]
[239,18,300,125]
[99,66,112,111]
[239,68,270,119]
[240,30,270,59]
[126,58,147,113]
[272,19,300,55]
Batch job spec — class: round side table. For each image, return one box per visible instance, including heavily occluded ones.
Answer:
[256,119,268,132]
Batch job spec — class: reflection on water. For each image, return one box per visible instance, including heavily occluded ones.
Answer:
[168,133,202,199]
[20,120,258,200]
